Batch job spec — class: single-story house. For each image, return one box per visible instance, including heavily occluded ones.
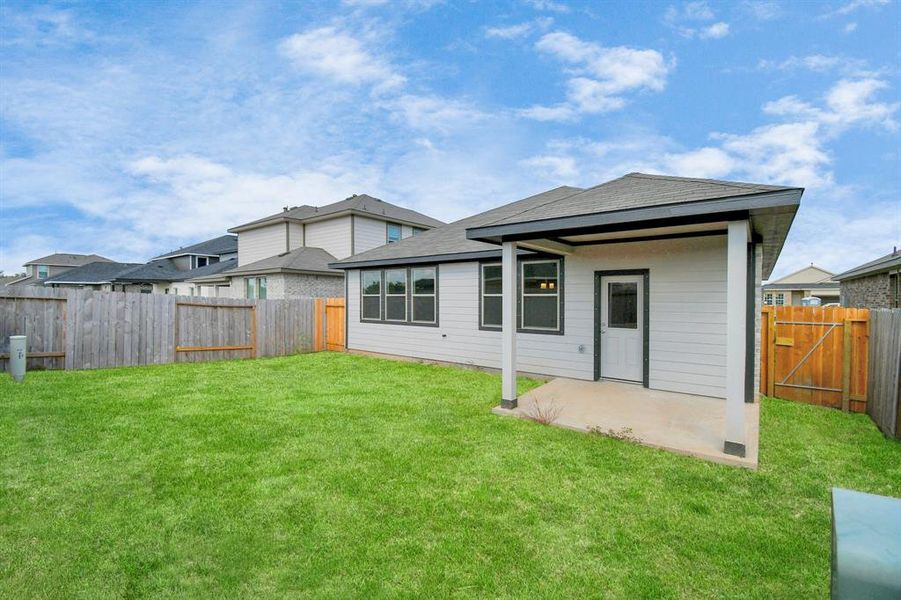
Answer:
[189,247,343,299]
[331,173,804,457]
[834,248,901,308]
[762,263,839,306]
[42,258,236,294]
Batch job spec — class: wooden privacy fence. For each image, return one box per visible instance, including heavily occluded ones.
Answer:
[866,309,901,438]
[760,306,869,412]
[0,287,346,371]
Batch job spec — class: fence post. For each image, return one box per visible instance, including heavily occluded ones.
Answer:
[767,308,776,398]
[313,298,323,352]
[842,318,852,412]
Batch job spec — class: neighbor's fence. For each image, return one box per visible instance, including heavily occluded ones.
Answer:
[0,287,346,371]
[866,309,901,438]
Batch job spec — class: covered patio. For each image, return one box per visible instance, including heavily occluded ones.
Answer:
[493,378,760,469]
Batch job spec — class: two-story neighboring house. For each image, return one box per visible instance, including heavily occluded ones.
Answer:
[7,253,114,287]
[762,264,840,306]
[42,235,238,295]
[190,194,443,299]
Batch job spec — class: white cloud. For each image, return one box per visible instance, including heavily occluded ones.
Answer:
[279,26,405,92]
[525,0,571,13]
[664,2,730,38]
[764,78,899,132]
[520,154,578,179]
[522,31,671,120]
[699,22,730,39]
[844,21,858,32]
[385,94,488,133]
[741,1,783,20]
[829,0,890,17]
[757,53,878,77]
[485,17,553,40]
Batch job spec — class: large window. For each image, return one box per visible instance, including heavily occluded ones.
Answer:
[411,226,426,236]
[412,268,436,323]
[480,264,502,328]
[37,265,49,279]
[521,260,560,331]
[387,222,402,243]
[244,277,267,299]
[479,259,563,333]
[385,269,407,321]
[361,271,382,320]
[359,267,437,326]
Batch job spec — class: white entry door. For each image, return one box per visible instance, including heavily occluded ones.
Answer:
[599,275,644,382]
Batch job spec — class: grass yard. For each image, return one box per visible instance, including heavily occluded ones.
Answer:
[2,354,899,598]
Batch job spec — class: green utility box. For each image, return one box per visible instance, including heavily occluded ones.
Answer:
[831,488,901,598]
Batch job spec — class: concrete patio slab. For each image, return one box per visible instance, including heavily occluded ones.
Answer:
[492,378,759,469]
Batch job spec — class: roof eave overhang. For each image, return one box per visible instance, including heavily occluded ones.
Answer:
[329,248,539,270]
[229,209,440,233]
[465,189,802,243]
[834,258,901,281]
[221,267,342,277]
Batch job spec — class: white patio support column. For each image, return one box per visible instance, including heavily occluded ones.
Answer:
[725,220,749,457]
[501,241,518,409]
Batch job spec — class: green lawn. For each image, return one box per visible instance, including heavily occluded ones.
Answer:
[2,354,899,598]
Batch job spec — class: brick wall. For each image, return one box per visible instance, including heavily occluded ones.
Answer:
[840,273,893,308]
[282,273,344,299]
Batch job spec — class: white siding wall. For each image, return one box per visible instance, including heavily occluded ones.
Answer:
[238,223,287,266]
[288,222,304,251]
[347,236,732,398]
[305,216,353,259]
[354,216,387,254]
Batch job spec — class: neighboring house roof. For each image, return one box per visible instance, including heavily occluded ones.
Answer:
[198,247,342,279]
[765,264,836,286]
[833,249,901,281]
[153,235,238,259]
[328,186,583,269]
[762,282,840,291]
[42,261,143,285]
[229,194,445,233]
[24,253,114,267]
[115,257,238,283]
[331,173,802,279]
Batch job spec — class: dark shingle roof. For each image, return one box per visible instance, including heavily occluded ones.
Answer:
[479,173,797,228]
[329,186,583,268]
[230,194,444,232]
[153,235,237,259]
[25,253,114,267]
[834,249,901,281]
[43,261,143,284]
[209,247,341,278]
[115,258,238,283]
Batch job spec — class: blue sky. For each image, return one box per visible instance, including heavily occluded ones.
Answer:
[1,0,898,279]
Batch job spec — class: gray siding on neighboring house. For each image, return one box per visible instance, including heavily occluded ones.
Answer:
[238,223,287,265]
[354,216,389,255]
[305,216,353,260]
[347,235,733,398]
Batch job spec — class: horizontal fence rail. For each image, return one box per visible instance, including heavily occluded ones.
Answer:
[1,287,345,371]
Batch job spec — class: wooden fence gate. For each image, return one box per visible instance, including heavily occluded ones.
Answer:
[313,297,345,352]
[760,306,869,412]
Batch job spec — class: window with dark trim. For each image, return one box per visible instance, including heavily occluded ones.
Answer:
[359,267,438,326]
[411,226,426,236]
[361,271,382,320]
[479,258,563,333]
[37,265,49,279]
[411,267,436,324]
[387,222,402,243]
[480,263,502,328]
[385,268,407,321]
[521,260,560,331]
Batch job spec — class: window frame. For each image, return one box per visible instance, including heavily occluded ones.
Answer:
[764,292,773,306]
[775,292,785,306]
[37,265,49,279]
[478,256,565,335]
[244,277,267,299]
[411,267,437,324]
[358,266,439,327]
[479,262,503,330]
[360,270,383,322]
[519,259,563,334]
[384,268,408,322]
[386,222,403,243]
